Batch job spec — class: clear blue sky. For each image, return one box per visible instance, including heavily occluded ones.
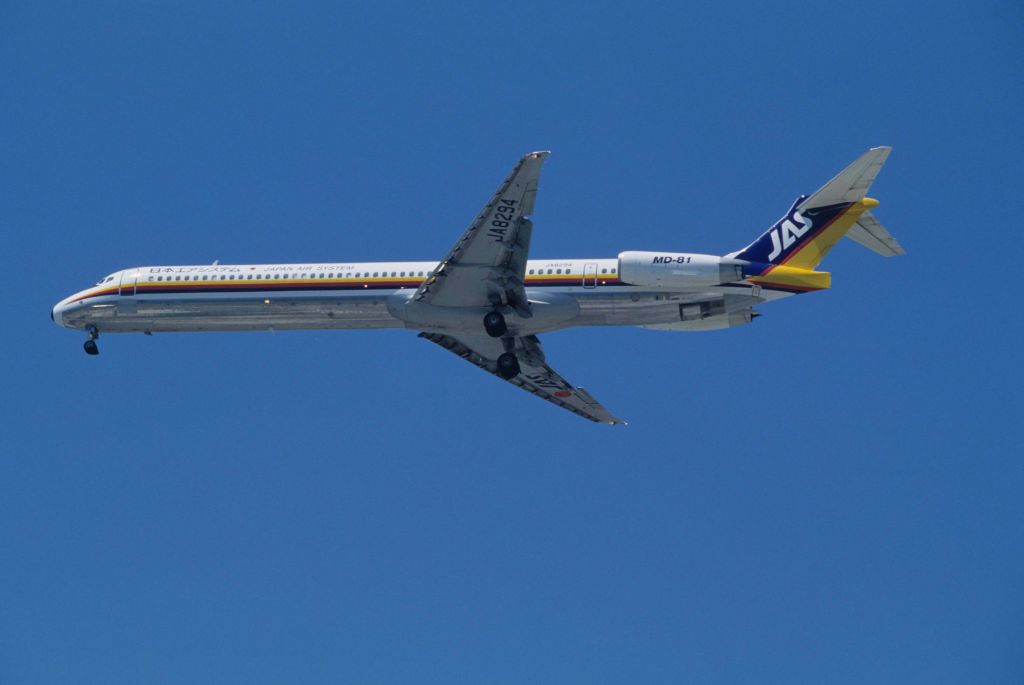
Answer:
[3,2,1022,682]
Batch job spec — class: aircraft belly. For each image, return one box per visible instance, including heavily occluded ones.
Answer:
[571,289,703,326]
[63,294,402,332]
[61,287,785,334]
[569,286,779,327]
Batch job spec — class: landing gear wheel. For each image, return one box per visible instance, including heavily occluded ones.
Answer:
[483,311,507,338]
[496,352,520,379]
[83,340,99,355]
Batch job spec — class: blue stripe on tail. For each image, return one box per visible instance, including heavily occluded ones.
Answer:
[733,195,851,265]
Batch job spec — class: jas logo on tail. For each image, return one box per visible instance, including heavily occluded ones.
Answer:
[767,209,813,261]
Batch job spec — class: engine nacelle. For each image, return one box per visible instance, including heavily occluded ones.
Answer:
[618,251,744,288]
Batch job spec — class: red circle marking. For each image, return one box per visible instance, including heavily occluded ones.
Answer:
[553,390,572,398]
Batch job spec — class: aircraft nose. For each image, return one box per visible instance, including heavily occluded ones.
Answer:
[51,300,66,327]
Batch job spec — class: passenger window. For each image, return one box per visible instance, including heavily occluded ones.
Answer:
[611,268,617,273]
[601,268,607,274]
[547,269,553,274]
[373,272,379,277]
[528,269,534,275]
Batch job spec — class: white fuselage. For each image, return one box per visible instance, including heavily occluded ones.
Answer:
[48,147,897,423]
[52,256,789,337]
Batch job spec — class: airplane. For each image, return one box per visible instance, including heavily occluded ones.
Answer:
[52,148,904,424]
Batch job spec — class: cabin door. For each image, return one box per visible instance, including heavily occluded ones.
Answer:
[119,271,137,296]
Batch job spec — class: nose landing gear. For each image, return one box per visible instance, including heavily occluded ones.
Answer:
[83,325,99,355]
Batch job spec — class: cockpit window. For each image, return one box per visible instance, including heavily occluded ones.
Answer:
[95,275,116,285]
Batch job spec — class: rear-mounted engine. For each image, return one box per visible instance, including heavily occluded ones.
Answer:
[618,251,744,288]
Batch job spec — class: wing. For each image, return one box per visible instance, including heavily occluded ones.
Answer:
[412,151,549,316]
[419,331,626,425]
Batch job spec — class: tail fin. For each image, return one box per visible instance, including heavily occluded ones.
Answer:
[729,147,899,270]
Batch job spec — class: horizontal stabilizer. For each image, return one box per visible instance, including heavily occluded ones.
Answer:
[845,210,905,256]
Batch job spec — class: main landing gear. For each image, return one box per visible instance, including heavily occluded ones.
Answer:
[483,310,507,338]
[484,311,519,378]
[496,352,521,379]
[83,325,99,355]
